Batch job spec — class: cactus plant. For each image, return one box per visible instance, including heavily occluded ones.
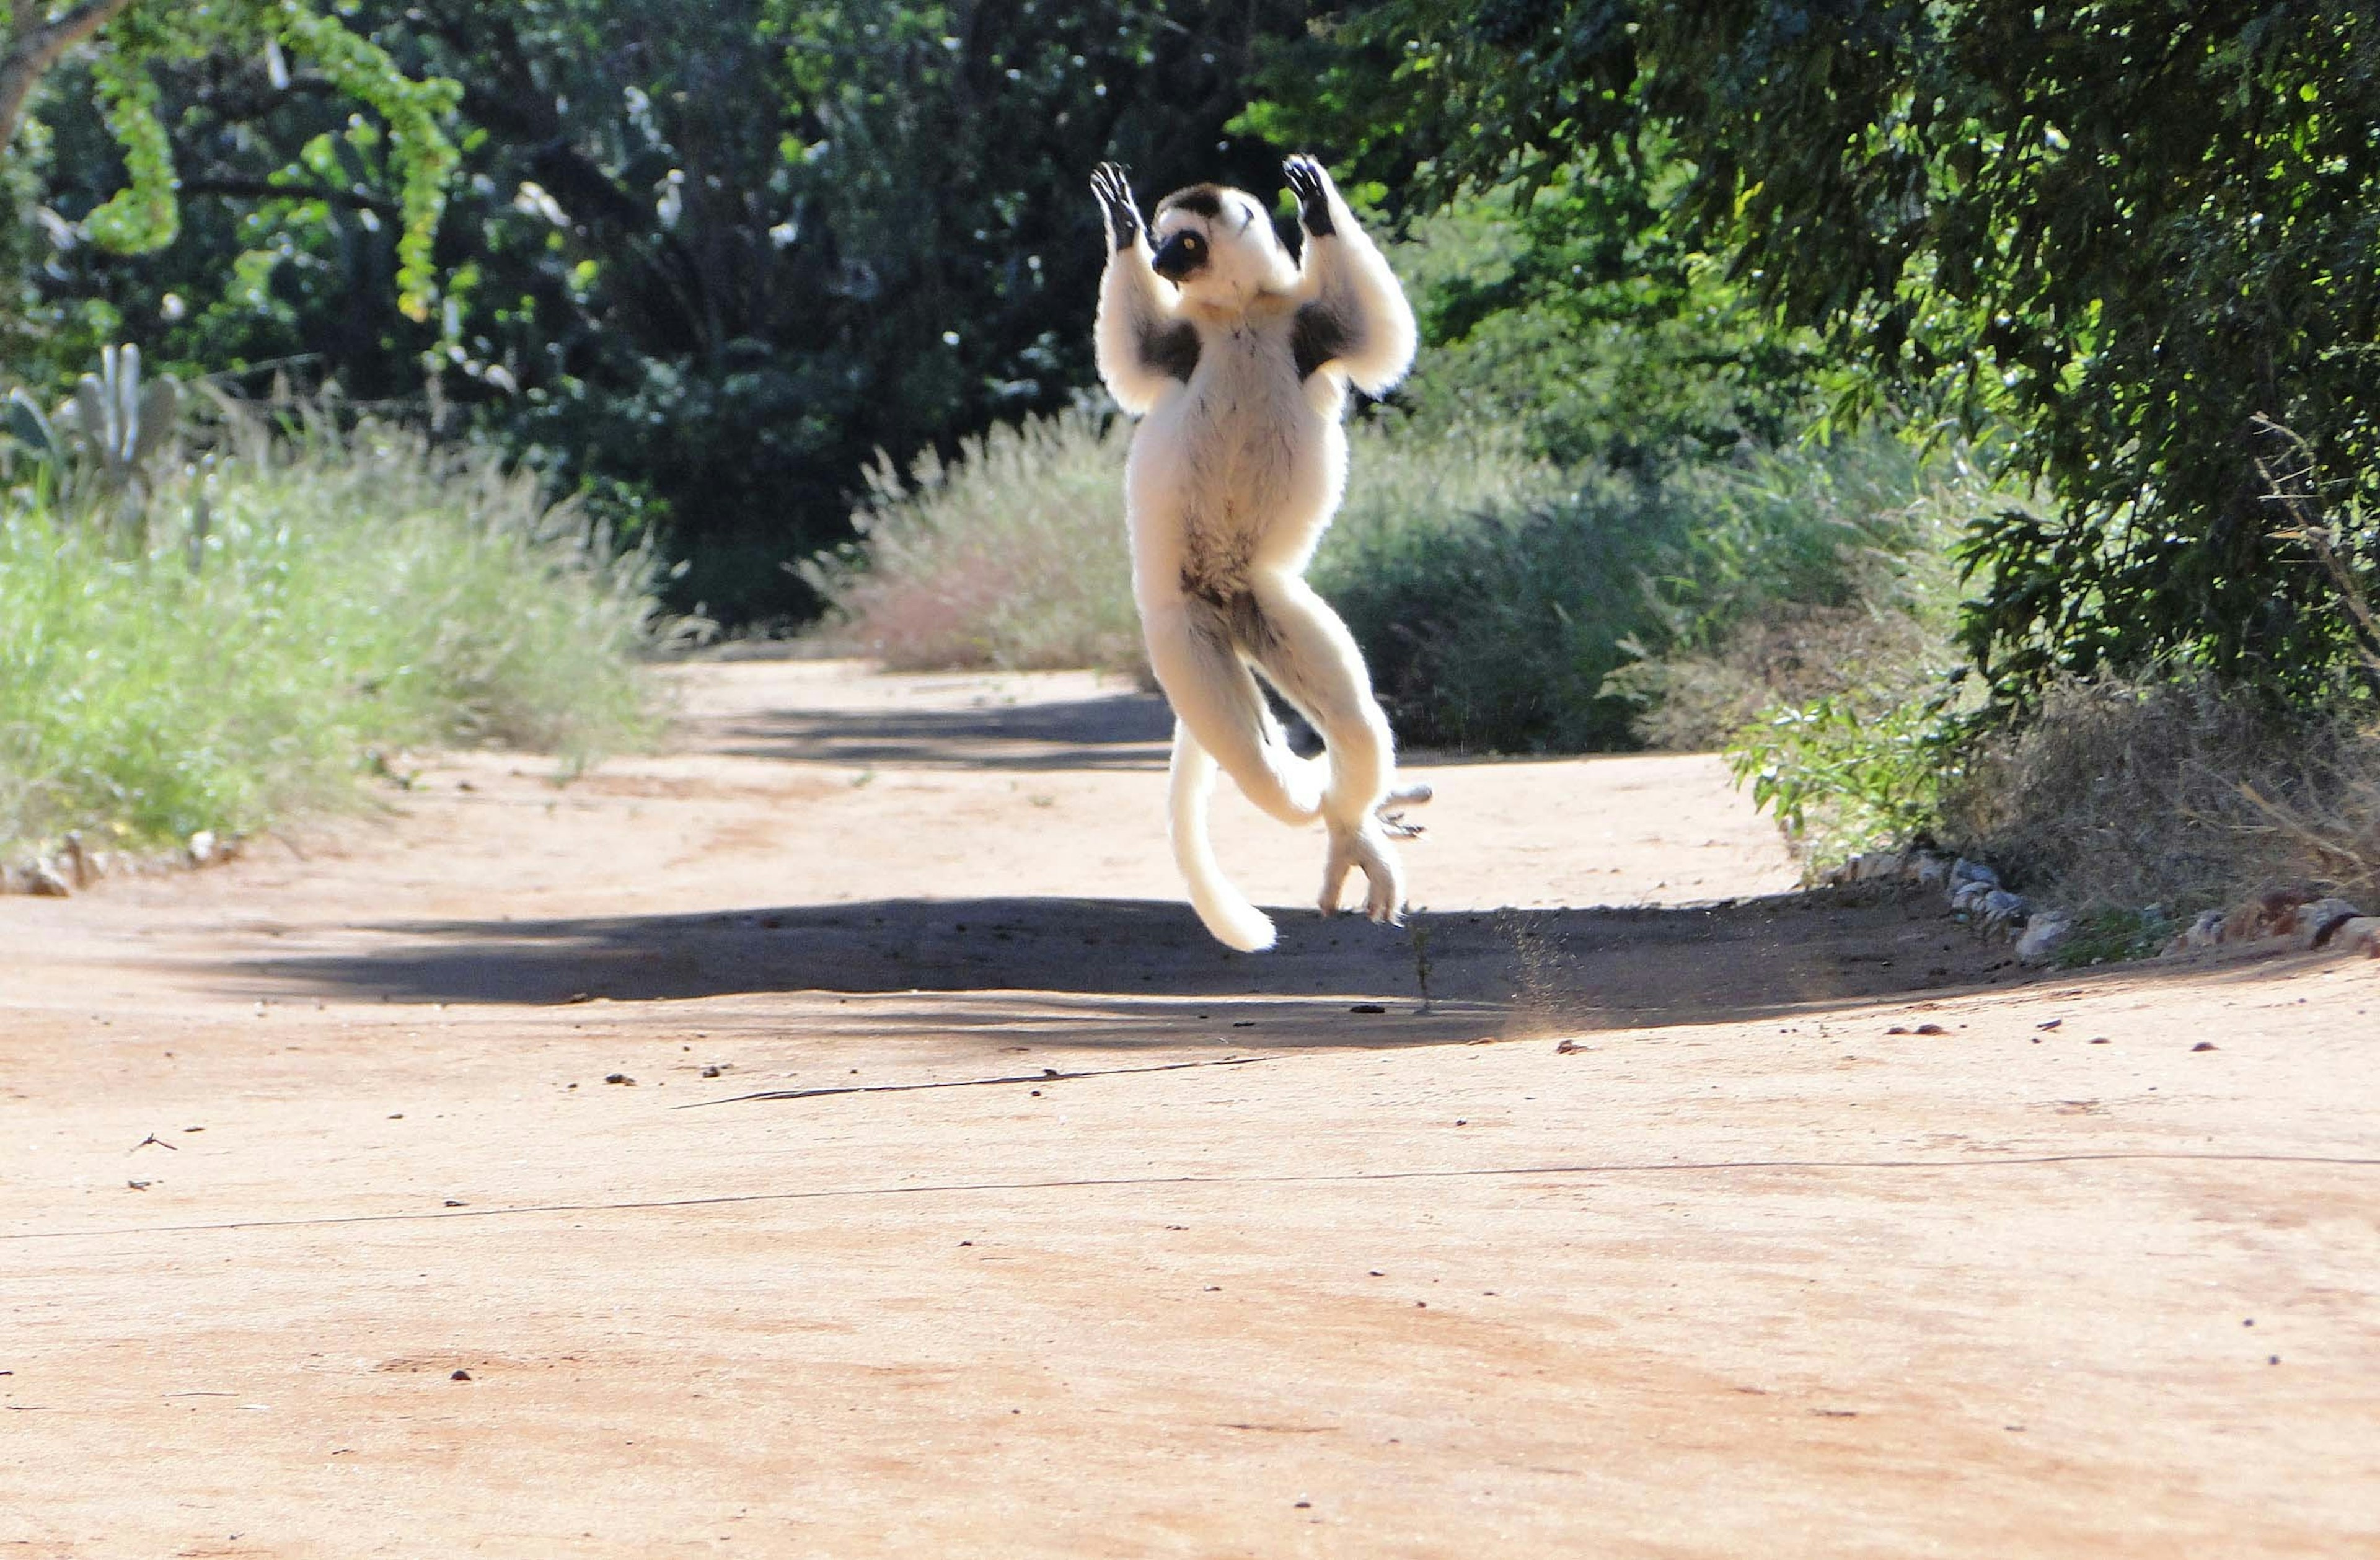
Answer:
[37,344,185,547]
[4,346,190,551]
[1,387,68,482]
[74,343,180,490]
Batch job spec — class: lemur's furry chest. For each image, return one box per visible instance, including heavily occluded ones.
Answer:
[1155,320,1336,592]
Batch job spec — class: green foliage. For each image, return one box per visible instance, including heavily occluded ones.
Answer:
[1317,464,1667,751]
[15,0,1315,622]
[272,3,461,321]
[4,1,459,319]
[82,42,176,251]
[1383,163,1829,474]
[0,410,664,855]
[1273,1,2380,711]
[1727,694,1965,876]
[1324,428,1977,752]
[2050,907,2183,969]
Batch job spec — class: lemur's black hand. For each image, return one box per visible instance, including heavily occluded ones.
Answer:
[1091,161,1141,252]
[1282,154,1336,237]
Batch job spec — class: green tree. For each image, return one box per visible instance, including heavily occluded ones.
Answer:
[1294,1,2380,707]
[2,0,457,321]
[19,0,1315,620]
[1373,162,1827,474]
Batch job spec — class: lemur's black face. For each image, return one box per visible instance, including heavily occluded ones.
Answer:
[1151,228,1209,282]
[1152,182,1292,302]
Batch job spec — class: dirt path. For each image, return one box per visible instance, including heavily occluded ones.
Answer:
[3,659,2375,1558]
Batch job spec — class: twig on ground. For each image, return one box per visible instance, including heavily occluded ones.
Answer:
[679,1053,1276,1108]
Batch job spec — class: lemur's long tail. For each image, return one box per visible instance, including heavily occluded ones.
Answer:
[1168,722,1276,952]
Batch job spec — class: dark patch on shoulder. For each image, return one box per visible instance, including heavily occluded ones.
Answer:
[1142,319,1201,383]
[1158,185,1226,219]
[1292,304,1352,381]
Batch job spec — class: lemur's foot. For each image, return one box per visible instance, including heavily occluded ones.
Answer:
[1377,779,1432,839]
[1090,161,1140,250]
[1281,153,1337,237]
[1319,820,1406,926]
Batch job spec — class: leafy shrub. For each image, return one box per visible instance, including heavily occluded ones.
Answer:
[1331,428,1986,752]
[1731,662,2380,912]
[1624,603,1948,755]
[1316,464,1668,751]
[0,410,666,856]
[1727,694,1970,877]
[1639,434,1994,760]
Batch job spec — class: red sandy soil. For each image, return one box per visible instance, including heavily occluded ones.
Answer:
[1,658,2374,1558]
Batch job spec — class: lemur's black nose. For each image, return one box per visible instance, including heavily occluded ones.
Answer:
[1152,231,1206,282]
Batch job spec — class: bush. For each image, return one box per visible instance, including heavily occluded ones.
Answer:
[798,406,1144,674]
[0,411,666,857]
[1332,428,1986,752]
[1727,693,1971,878]
[1316,464,1665,751]
[1728,661,2380,914]
[1941,672,2380,914]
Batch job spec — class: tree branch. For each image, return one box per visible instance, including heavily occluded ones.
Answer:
[0,0,138,150]
[180,173,403,218]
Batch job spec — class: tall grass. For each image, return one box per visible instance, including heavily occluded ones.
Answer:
[0,414,666,857]
[798,406,1143,672]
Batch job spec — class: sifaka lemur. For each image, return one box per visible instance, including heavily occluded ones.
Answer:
[1090,154,1428,952]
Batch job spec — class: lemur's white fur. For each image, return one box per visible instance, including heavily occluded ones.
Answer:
[1091,156,1425,951]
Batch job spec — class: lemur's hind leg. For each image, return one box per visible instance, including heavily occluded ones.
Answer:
[1140,591,1324,826]
[1240,572,1414,923]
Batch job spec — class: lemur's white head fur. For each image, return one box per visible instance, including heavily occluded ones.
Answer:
[1151,183,1297,308]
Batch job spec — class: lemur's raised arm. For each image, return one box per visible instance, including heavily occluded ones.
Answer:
[1091,162,1201,415]
[1282,155,1417,395]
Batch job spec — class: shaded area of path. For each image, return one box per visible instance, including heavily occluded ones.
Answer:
[243,889,1993,1029]
[2,658,2374,1559]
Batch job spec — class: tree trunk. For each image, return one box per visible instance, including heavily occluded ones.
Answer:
[0,0,139,152]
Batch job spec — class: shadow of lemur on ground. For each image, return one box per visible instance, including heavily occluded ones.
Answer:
[690,693,1174,772]
[240,886,2038,1051]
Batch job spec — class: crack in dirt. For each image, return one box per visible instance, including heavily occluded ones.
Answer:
[679,1051,1277,1107]
[12,1149,2373,1244]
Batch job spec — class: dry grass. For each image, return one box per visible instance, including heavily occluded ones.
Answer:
[796,407,1143,674]
[1944,673,2380,911]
